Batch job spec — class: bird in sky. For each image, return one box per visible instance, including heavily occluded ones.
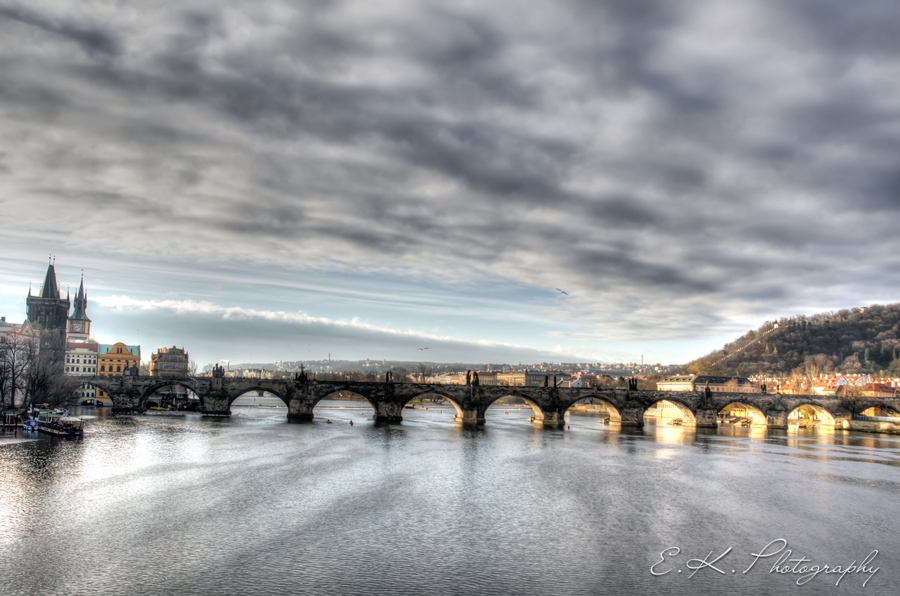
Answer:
[417,347,429,350]
[555,288,569,295]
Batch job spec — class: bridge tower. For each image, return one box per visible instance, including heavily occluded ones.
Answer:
[25,257,70,370]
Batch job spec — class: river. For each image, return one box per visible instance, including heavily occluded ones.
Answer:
[1,400,898,595]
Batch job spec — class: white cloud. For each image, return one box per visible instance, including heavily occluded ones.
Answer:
[91,294,577,356]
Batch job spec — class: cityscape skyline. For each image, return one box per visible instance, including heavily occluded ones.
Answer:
[2,1,899,367]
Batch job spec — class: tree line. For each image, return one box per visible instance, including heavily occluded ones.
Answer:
[684,303,900,380]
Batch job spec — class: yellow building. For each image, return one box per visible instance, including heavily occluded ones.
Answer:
[96,342,141,403]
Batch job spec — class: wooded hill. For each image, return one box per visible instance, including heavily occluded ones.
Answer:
[684,303,900,379]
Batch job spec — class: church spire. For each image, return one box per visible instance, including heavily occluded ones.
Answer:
[40,257,60,299]
[71,273,90,322]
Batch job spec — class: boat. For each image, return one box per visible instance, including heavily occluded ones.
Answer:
[33,408,84,437]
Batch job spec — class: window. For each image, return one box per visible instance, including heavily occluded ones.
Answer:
[100,365,105,372]
[116,365,121,372]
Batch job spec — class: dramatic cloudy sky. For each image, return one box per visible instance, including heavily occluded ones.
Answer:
[1,0,899,368]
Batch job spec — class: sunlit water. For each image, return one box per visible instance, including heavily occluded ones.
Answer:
[2,399,899,595]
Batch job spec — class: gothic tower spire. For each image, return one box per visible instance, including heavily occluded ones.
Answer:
[40,258,60,299]
[68,272,91,340]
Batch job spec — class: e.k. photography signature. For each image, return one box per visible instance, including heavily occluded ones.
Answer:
[650,539,880,587]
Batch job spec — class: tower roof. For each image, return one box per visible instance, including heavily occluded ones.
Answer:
[70,274,90,321]
[40,260,60,300]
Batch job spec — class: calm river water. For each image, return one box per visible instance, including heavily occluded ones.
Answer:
[2,399,899,595]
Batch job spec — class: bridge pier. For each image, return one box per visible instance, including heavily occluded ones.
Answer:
[694,408,718,428]
[111,392,143,414]
[373,401,404,424]
[456,408,485,426]
[539,409,565,429]
[287,400,315,422]
[200,395,231,417]
[766,409,788,429]
[619,406,645,427]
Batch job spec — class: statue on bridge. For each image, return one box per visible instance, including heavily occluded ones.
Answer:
[704,382,712,403]
[295,365,310,384]
[212,363,225,378]
[123,361,139,377]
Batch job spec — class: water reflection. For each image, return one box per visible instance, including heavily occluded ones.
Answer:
[2,406,900,595]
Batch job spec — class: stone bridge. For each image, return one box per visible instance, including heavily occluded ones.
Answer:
[82,374,900,431]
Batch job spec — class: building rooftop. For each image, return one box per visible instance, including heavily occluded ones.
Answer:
[98,343,141,357]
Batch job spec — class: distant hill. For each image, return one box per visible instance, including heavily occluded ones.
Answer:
[684,303,900,378]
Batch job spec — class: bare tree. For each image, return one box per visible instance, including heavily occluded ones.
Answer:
[5,325,80,408]
[415,363,433,384]
[1,329,30,409]
[391,367,411,382]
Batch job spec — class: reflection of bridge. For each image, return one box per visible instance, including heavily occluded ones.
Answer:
[82,374,900,431]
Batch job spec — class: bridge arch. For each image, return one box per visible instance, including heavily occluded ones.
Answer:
[484,391,545,423]
[403,390,465,420]
[316,388,377,410]
[228,387,288,408]
[84,379,119,400]
[788,403,835,428]
[719,401,767,426]
[643,397,696,427]
[565,396,623,424]
[859,405,900,418]
[140,380,201,410]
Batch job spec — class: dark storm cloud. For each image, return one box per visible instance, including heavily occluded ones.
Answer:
[0,5,120,57]
[785,0,900,57]
[2,0,900,357]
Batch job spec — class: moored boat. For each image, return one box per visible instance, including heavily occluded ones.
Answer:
[33,408,84,437]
